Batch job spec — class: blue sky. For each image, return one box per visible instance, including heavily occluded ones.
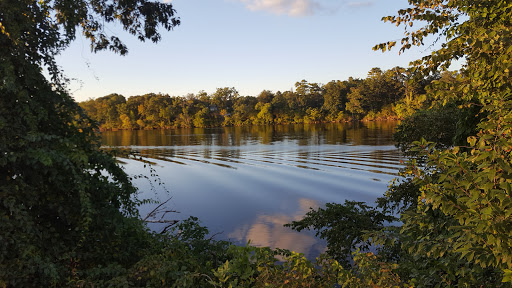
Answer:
[57,0,437,102]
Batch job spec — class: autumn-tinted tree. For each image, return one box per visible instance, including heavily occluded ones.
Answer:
[80,65,446,129]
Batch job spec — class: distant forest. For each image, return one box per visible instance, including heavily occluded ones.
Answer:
[80,67,456,130]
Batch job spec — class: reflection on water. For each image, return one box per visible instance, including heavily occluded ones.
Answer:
[102,122,397,147]
[102,122,402,259]
[228,198,325,257]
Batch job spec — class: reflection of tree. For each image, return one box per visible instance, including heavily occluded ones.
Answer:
[120,130,135,146]
[102,122,398,148]
[216,149,242,160]
[324,123,347,145]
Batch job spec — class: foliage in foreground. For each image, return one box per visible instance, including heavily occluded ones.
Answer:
[289,0,512,286]
[0,0,177,285]
[97,217,410,287]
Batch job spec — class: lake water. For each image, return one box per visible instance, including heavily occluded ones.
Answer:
[101,122,403,259]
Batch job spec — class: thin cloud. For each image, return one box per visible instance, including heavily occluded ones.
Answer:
[238,0,324,17]
[346,1,374,8]
[236,0,374,16]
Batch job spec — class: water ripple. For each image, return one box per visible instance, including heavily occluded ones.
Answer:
[122,146,404,176]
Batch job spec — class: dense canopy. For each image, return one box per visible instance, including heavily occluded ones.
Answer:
[0,0,179,285]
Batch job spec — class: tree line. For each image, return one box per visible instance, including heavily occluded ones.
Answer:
[79,68,452,130]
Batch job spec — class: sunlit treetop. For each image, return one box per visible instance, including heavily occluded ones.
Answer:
[374,0,512,79]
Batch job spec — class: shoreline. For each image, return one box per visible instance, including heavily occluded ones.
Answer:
[98,118,402,132]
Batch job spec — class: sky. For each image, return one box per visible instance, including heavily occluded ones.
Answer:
[56,0,439,102]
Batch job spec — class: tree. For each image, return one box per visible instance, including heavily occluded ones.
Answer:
[257,89,274,104]
[123,95,144,128]
[210,87,238,126]
[322,80,356,121]
[193,107,213,127]
[0,0,179,285]
[346,86,365,116]
[345,68,405,118]
[143,93,173,128]
[290,0,512,285]
[233,96,258,125]
[92,93,126,129]
[255,102,273,125]
[375,0,512,282]
[211,87,238,112]
[295,80,324,110]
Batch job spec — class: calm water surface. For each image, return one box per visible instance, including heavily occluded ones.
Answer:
[102,122,403,259]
